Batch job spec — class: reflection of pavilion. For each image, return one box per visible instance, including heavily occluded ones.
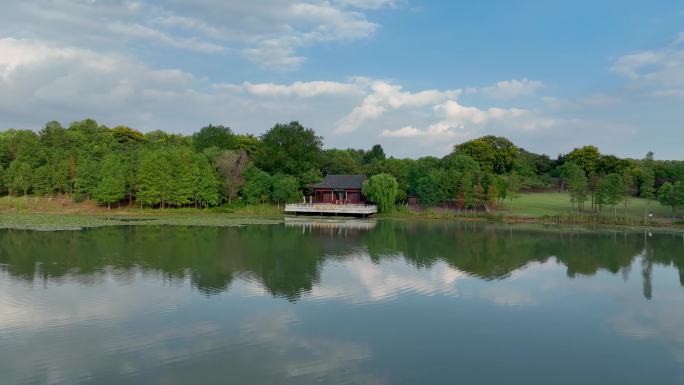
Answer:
[284,217,377,231]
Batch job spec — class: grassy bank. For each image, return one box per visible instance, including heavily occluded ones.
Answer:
[0,196,283,230]
[1,193,681,231]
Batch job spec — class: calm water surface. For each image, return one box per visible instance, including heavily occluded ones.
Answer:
[1,221,684,385]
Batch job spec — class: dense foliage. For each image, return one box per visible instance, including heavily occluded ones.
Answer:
[1,119,684,217]
[363,173,398,213]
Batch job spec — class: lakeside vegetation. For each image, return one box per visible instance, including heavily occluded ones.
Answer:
[1,118,684,227]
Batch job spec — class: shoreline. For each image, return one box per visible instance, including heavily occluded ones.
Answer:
[1,209,682,232]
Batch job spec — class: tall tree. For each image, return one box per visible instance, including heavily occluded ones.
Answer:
[215,150,249,205]
[32,166,53,196]
[193,154,221,208]
[74,156,100,199]
[5,160,32,196]
[362,173,398,213]
[453,136,518,174]
[640,167,656,220]
[241,167,272,204]
[170,148,197,207]
[271,175,301,207]
[601,173,624,218]
[136,150,164,208]
[93,154,126,209]
[565,146,602,176]
[255,121,322,177]
[622,168,636,212]
[562,162,587,211]
[192,125,235,151]
[658,182,684,221]
[363,144,386,164]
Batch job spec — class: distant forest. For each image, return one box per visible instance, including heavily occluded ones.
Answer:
[0,119,683,214]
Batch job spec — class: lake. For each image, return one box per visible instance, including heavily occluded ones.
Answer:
[1,220,684,385]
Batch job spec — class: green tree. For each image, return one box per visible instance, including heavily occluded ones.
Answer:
[506,172,522,208]
[622,168,636,212]
[74,156,100,199]
[170,148,197,207]
[601,173,624,218]
[658,182,684,221]
[234,134,260,156]
[566,146,602,176]
[487,183,499,207]
[255,121,322,177]
[271,175,301,207]
[363,144,386,164]
[192,125,235,152]
[362,173,398,213]
[454,136,517,174]
[321,149,360,175]
[460,172,475,210]
[640,167,656,220]
[52,160,71,196]
[32,165,53,196]
[241,166,272,204]
[415,169,452,206]
[441,153,480,173]
[561,162,588,211]
[473,184,485,210]
[111,125,145,144]
[136,150,164,208]
[193,154,220,208]
[93,155,126,209]
[6,160,32,196]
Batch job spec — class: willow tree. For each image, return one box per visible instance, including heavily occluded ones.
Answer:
[363,173,398,213]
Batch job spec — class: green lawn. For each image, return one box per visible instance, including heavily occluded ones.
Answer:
[506,192,674,220]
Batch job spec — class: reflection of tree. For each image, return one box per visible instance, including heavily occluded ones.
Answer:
[642,257,653,300]
[1,224,683,300]
[0,225,348,300]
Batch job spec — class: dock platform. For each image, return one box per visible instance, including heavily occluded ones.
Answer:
[284,203,378,216]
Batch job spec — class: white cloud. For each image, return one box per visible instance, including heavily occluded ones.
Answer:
[336,81,461,132]
[611,31,684,91]
[105,21,225,53]
[0,0,393,71]
[481,78,543,99]
[381,125,424,137]
[231,81,364,98]
[380,100,558,146]
[335,0,401,10]
[611,51,666,79]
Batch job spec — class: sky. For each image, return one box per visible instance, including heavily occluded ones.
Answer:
[1,0,684,159]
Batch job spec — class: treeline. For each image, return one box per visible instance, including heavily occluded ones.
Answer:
[0,119,683,215]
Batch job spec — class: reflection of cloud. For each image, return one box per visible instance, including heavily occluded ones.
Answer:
[308,255,466,304]
[608,263,684,376]
[0,268,193,333]
[477,286,537,306]
[238,310,384,384]
[0,271,384,385]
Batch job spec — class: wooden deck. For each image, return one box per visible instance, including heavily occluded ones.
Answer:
[284,203,378,216]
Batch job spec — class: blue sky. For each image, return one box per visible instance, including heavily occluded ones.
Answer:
[1,0,683,159]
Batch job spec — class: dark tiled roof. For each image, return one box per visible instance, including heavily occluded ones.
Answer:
[312,175,366,189]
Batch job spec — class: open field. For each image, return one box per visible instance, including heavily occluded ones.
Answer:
[505,192,674,220]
